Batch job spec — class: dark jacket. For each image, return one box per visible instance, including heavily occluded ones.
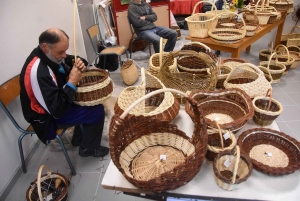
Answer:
[128,0,157,35]
[19,46,87,144]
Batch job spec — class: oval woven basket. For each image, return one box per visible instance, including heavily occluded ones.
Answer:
[109,88,208,192]
[259,49,273,61]
[181,41,218,63]
[221,58,249,69]
[73,68,113,106]
[177,51,210,75]
[213,146,253,191]
[216,65,233,89]
[121,59,139,85]
[269,0,294,14]
[185,88,254,133]
[237,128,300,176]
[271,44,295,74]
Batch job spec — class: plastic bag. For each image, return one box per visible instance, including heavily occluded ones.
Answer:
[105,36,117,46]
[131,50,150,60]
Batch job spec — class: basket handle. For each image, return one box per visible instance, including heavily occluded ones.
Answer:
[215,121,224,149]
[159,37,163,67]
[258,66,273,83]
[265,88,273,111]
[231,146,240,184]
[184,42,212,53]
[192,1,217,15]
[236,63,264,76]
[274,44,290,61]
[267,52,279,69]
[37,165,52,201]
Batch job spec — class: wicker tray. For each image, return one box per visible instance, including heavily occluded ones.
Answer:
[109,88,208,192]
[237,128,300,176]
[73,68,113,106]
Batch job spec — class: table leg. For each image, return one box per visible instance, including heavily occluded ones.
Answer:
[274,16,286,47]
[232,50,240,58]
[246,45,251,53]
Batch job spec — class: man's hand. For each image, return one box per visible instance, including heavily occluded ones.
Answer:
[68,58,86,86]
[74,58,86,72]
[140,16,146,20]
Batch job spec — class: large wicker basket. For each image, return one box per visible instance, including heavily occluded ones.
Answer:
[109,88,208,192]
[73,68,113,106]
[115,68,180,122]
[181,41,218,63]
[237,128,300,176]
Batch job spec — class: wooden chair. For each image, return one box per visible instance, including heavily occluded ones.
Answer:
[0,75,76,175]
[86,24,128,69]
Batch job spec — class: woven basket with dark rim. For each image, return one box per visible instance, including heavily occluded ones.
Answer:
[181,42,218,62]
[185,88,254,133]
[259,49,273,61]
[237,128,300,176]
[73,68,113,106]
[109,88,208,192]
[287,45,300,68]
[177,52,210,75]
[271,44,295,74]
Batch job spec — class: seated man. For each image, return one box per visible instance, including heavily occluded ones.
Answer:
[20,28,109,157]
[128,0,178,53]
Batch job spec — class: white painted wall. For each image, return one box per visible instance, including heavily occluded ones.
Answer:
[0,0,86,196]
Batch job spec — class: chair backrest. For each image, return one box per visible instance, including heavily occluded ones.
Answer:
[0,75,20,106]
[127,16,136,38]
[86,24,105,54]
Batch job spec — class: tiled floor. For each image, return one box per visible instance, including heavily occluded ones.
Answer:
[4,29,300,201]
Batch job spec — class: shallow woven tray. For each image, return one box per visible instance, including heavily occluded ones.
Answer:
[237,128,300,176]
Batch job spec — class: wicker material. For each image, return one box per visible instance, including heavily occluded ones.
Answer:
[109,88,208,192]
[239,10,259,37]
[216,65,232,88]
[121,59,139,85]
[181,42,218,62]
[281,26,300,46]
[259,49,273,61]
[177,51,211,74]
[287,45,300,68]
[157,51,217,103]
[237,128,300,176]
[26,165,68,201]
[269,0,294,14]
[185,1,217,38]
[258,66,273,83]
[272,44,295,74]
[254,0,272,25]
[224,63,272,98]
[115,68,180,122]
[73,68,113,106]
[286,38,300,48]
[186,88,254,133]
[213,146,253,191]
[221,58,249,69]
[206,122,236,163]
[259,52,286,83]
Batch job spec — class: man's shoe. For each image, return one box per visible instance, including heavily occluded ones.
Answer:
[79,146,109,157]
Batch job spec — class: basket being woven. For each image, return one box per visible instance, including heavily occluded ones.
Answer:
[237,128,300,176]
[115,68,180,122]
[73,68,113,106]
[109,88,208,192]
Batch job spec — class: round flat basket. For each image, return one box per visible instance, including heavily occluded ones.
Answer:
[109,89,208,192]
[121,59,139,85]
[186,88,254,133]
[237,128,300,176]
[73,68,113,106]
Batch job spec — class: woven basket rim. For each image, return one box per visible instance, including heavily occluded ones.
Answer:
[252,96,283,116]
[207,128,237,153]
[77,68,109,88]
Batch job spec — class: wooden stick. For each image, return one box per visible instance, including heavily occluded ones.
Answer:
[73,0,77,65]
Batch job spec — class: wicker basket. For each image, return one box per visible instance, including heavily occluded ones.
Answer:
[221,58,249,69]
[216,65,233,88]
[281,26,300,46]
[254,0,272,25]
[271,44,295,74]
[287,45,300,68]
[224,63,272,98]
[259,52,286,83]
[109,88,208,192]
[269,0,294,14]
[252,89,283,126]
[258,66,273,83]
[213,146,253,191]
[181,41,218,62]
[185,1,217,38]
[26,165,68,201]
[286,38,300,48]
[185,88,254,133]
[73,68,113,106]
[149,38,177,77]
[121,59,139,85]
[206,121,237,163]
[239,10,259,37]
[115,68,180,122]
[237,128,300,176]
[259,49,273,61]
[177,51,211,74]
[206,0,232,21]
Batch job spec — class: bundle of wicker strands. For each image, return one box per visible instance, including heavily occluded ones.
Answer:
[109,88,208,192]
[237,128,300,176]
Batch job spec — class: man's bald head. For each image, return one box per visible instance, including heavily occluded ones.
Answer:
[39,28,69,46]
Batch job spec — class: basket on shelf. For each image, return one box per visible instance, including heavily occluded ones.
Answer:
[149,38,177,77]
[269,0,294,14]
[26,165,68,201]
[213,146,253,191]
[109,88,208,192]
[281,26,300,46]
[185,88,254,133]
[177,51,211,75]
[271,44,294,74]
[208,12,246,44]
[121,59,139,85]
[207,0,232,22]
[239,10,259,37]
[259,52,286,83]
[185,1,217,38]
[252,89,283,126]
[223,63,272,98]
[254,0,272,25]
[259,49,273,61]
[237,128,300,176]
[115,68,180,122]
[221,58,249,69]
[216,65,233,88]
[287,45,300,68]
[181,41,218,62]
[258,66,273,83]
[206,121,237,163]
[73,68,113,106]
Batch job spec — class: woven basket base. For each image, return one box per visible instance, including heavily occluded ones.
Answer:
[206,113,234,124]
[131,146,186,181]
[249,144,289,168]
[253,116,275,126]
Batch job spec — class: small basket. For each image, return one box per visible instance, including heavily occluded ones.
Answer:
[281,26,300,46]
[121,59,139,85]
[73,68,113,106]
[206,121,237,163]
[221,58,249,69]
[258,66,273,83]
[109,88,208,192]
[239,10,259,37]
[216,65,233,88]
[271,44,295,74]
[259,49,273,61]
[181,41,218,62]
[287,45,300,68]
[185,88,254,133]
[213,146,253,191]
[185,1,217,38]
[259,52,286,83]
[237,128,300,176]
[269,0,294,14]
[26,165,68,201]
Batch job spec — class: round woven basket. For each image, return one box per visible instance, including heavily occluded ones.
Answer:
[259,49,273,61]
[177,51,210,75]
[239,10,259,37]
[269,0,294,14]
[237,128,300,176]
[121,59,139,85]
[213,146,253,191]
[186,88,254,133]
[73,68,113,106]
[271,44,295,75]
[216,65,232,88]
[252,89,283,126]
[109,88,208,192]
[181,41,218,63]
[287,45,300,69]
[221,58,249,69]
[258,66,273,83]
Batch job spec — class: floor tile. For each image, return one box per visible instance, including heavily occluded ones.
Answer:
[279,106,300,122]
[277,82,300,93]
[286,92,300,105]
[283,121,300,141]
[279,71,299,83]
[276,121,295,137]
[272,92,296,106]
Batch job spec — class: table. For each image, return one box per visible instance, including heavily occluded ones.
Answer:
[101,107,300,201]
[185,16,286,58]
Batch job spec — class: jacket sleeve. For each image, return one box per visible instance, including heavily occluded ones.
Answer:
[128,5,156,28]
[145,4,157,22]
